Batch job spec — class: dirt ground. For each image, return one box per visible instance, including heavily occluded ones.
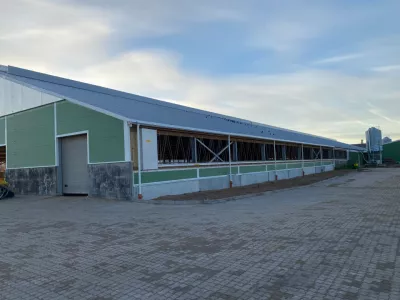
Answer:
[156,169,355,200]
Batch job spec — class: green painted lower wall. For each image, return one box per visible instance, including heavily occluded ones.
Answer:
[134,169,197,184]
[287,163,302,169]
[134,161,336,184]
[383,142,400,162]
[7,106,55,168]
[304,162,315,167]
[275,164,287,170]
[0,118,5,145]
[240,165,265,173]
[57,101,124,163]
[200,167,233,177]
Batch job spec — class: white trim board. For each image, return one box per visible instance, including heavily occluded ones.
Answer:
[123,121,131,162]
[4,116,7,168]
[54,103,59,166]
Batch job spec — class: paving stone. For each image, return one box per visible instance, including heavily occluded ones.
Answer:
[0,168,399,299]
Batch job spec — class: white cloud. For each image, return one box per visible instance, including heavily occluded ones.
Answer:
[51,0,245,38]
[245,2,356,53]
[0,0,112,73]
[313,54,363,65]
[1,0,400,144]
[372,64,400,72]
[249,20,322,52]
[53,50,400,143]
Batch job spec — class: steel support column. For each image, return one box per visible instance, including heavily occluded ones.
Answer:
[261,144,266,161]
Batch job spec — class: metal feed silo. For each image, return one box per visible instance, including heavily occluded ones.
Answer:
[366,127,383,164]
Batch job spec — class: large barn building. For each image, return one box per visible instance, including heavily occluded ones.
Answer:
[0,65,364,200]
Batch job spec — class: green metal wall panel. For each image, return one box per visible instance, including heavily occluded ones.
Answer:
[134,169,197,184]
[383,142,400,162]
[57,101,124,163]
[348,152,361,166]
[240,165,266,173]
[275,164,287,170]
[200,167,229,177]
[287,163,302,169]
[7,106,55,168]
[0,118,5,145]
[267,164,276,171]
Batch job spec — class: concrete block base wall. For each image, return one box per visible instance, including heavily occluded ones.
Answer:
[6,163,133,200]
[134,165,333,200]
[6,166,57,195]
[88,162,133,200]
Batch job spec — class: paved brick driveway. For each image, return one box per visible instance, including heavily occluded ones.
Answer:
[1,169,400,300]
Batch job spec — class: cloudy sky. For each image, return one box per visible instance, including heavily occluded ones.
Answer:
[1,0,400,143]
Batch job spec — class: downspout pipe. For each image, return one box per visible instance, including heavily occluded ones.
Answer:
[137,124,143,199]
[228,135,232,188]
[301,144,304,176]
[273,140,277,181]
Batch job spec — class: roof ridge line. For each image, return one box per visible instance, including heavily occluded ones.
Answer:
[7,67,265,127]
[7,67,337,142]
[3,66,362,150]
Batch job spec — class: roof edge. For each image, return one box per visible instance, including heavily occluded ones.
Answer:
[5,66,347,144]
[3,66,364,151]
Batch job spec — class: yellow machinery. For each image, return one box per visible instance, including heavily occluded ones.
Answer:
[0,172,14,199]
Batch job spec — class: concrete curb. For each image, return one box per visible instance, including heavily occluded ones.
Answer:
[130,174,348,205]
[130,197,241,205]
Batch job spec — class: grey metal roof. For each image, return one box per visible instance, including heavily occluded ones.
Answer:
[0,65,364,151]
[383,140,400,146]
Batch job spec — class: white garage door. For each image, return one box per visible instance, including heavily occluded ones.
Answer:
[61,134,89,194]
